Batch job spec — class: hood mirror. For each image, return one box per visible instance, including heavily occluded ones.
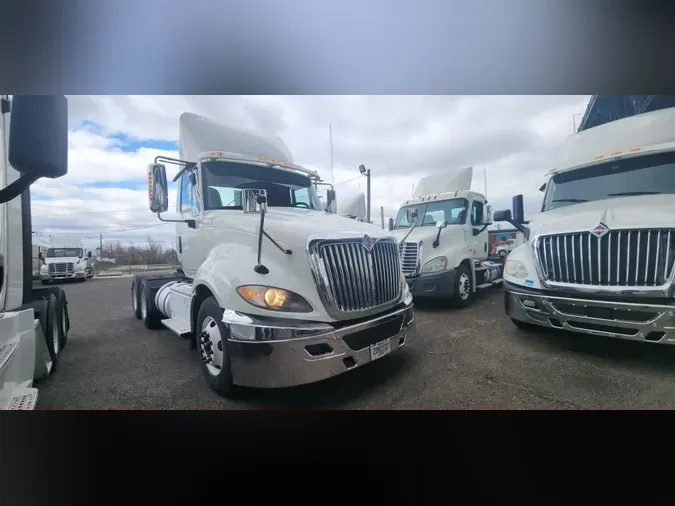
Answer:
[388,217,394,231]
[243,189,268,214]
[436,220,447,229]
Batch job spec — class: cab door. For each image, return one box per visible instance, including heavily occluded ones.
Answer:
[176,170,203,277]
[468,198,488,259]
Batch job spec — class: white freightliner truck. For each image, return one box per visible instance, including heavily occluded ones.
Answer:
[130,113,416,397]
[389,167,504,308]
[40,233,94,284]
[0,95,71,409]
[495,106,675,344]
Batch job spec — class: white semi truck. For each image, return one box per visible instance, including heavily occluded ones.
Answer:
[0,95,71,409]
[495,105,675,344]
[130,113,416,397]
[390,167,503,308]
[40,233,94,284]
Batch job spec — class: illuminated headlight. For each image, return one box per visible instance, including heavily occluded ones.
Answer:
[236,285,313,313]
[421,256,447,274]
[504,259,529,279]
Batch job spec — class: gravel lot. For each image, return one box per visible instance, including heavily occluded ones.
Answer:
[36,277,675,409]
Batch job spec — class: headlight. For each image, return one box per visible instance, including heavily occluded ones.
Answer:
[40,265,48,273]
[236,285,313,313]
[421,256,447,274]
[504,259,529,279]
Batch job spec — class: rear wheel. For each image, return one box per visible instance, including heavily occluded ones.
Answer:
[44,294,61,373]
[140,279,163,329]
[55,289,70,350]
[196,296,237,397]
[131,279,141,319]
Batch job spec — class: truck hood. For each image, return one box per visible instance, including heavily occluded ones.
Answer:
[45,256,83,264]
[390,225,463,246]
[530,195,675,236]
[209,208,394,250]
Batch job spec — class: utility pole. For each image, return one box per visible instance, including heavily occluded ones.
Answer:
[366,168,371,223]
[99,233,103,260]
[380,206,385,229]
[329,124,335,186]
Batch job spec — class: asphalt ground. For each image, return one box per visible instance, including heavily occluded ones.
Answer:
[35,277,675,409]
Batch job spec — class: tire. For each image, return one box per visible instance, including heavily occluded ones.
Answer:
[56,289,70,350]
[140,279,163,329]
[131,279,142,319]
[450,263,474,309]
[196,296,238,397]
[44,293,61,373]
[510,318,539,332]
[499,250,507,258]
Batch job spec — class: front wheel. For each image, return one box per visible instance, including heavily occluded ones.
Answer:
[196,296,238,398]
[450,264,474,309]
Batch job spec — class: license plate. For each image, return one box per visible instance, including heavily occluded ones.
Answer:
[370,338,391,361]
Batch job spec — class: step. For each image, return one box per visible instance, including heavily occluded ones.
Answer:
[476,282,493,289]
[161,318,192,338]
[491,279,503,285]
[0,340,19,375]
[8,388,38,410]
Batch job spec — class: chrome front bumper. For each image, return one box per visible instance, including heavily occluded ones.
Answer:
[223,298,416,388]
[42,272,85,280]
[505,283,675,344]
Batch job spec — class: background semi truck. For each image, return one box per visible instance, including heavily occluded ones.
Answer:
[0,95,71,409]
[40,233,94,283]
[131,113,416,397]
[390,167,503,308]
[496,105,675,344]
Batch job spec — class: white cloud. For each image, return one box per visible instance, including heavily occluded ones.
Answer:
[32,95,591,250]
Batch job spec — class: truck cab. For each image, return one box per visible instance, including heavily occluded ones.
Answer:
[131,112,416,397]
[496,106,675,344]
[40,235,93,283]
[391,167,503,308]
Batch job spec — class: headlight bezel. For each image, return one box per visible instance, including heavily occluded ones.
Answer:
[421,256,448,274]
[504,259,529,279]
[236,285,313,313]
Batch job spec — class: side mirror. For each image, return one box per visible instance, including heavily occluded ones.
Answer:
[493,209,512,222]
[243,189,268,213]
[512,194,525,223]
[539,183,547,192]
[388,217,394,232]
[484,204,493,225]
[87,251,92,259]
[326,189,337,213]
[436,220,448,229]
[8,95,68,180]
[147,163,169,213]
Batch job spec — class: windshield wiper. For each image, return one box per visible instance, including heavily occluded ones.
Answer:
[607,191,662,196]
[551,198,588,203]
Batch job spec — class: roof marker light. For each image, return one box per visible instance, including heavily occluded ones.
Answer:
[593,155,605,160]
[629,147,641,152]
[611,151,622,156]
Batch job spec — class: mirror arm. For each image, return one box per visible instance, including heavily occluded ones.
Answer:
[398,216,418,245]
[505,220,531,240]
[156,212,196,229]
[432,228,443,249]
[0,173,38,204]
[472,224,489,237]
[263,230,292,255]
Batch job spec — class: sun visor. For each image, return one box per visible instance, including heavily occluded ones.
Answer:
[413,166,473,198]
[178,112,293,163]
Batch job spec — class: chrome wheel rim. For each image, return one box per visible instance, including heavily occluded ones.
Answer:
[132,287,138,313]
[200,316,224,376]
[458,272,470,300]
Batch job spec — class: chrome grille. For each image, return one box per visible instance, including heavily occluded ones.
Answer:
[309,238,402,315]
[536,229,675,287]
[49,262,74,273]
[398,242,419,276]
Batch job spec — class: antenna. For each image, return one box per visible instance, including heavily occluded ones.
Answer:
[330,124,335,186]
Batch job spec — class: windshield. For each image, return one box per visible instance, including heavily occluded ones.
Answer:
[394,198,467,229]
[542,152,675,212]
[201,161,324,211]
[47,248,83,258]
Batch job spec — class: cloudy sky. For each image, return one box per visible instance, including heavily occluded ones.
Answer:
[31,95,591,252]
